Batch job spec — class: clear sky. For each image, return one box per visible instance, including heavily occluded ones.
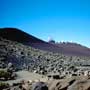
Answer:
[0,0,90,47]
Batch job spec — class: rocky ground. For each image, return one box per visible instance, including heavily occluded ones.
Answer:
[1,70,90,90]
[0,38,90,90]
[0,38,90,74]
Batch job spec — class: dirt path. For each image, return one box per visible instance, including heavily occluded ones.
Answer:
[3,70,45,85]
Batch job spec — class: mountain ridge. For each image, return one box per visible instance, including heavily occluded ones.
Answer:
[0,27,90,56]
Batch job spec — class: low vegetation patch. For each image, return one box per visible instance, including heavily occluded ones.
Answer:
[0,69,16,80]
[0,82,9,89]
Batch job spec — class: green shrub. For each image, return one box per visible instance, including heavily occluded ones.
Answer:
[0,70,11,80]
[0,82,9,89]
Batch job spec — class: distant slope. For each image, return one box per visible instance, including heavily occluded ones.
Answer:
[0,28,90,56]
[55,42,90,56]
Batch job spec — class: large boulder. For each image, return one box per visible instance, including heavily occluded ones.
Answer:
[32,82,48,90]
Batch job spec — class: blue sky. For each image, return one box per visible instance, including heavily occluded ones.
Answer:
[0,0,90,47]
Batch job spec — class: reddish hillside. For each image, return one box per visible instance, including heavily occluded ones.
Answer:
[55,42,90,56]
